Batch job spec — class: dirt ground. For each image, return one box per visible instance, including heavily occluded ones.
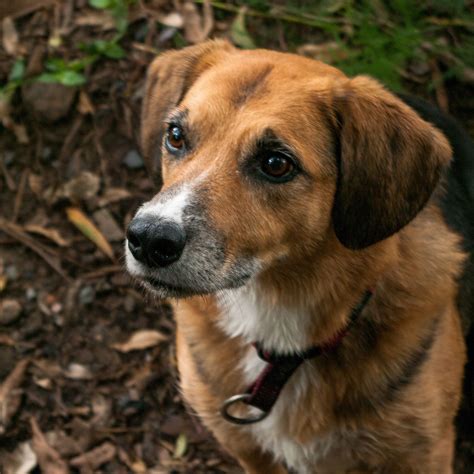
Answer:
[0,1,473,473]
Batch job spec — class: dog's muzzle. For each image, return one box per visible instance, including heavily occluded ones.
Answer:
[127,216,186,268]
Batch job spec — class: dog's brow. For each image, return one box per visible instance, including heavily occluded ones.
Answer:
[233,64,273,107]
[165,108,189,125]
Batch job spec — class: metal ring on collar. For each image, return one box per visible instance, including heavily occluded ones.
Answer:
[220,393,269,425]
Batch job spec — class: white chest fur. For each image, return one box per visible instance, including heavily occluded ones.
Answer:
[216,283,360,473]
[216,282,313,353]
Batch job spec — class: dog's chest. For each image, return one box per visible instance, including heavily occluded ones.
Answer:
[216,285,362,472]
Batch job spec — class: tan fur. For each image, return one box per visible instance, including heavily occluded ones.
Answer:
[139,41,467,473]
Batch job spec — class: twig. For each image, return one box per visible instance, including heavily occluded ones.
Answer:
[12,168,29,223]
[193,0,345,29]
[0,217,71,281]
[81,265,123,279]
[0,154,16,191]
[430,59,449,113]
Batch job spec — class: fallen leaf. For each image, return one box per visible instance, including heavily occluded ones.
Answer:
[173,433,187,459]
[70,442,116,470]
[24,225,70,247]
[66,206,115,260]
[78,90,94,115]
[59,171,101,203]
[297,42,348,63]
[63,363,93,380]
[28,173,44,197]
[1,0,55,19]
[0,333,15,345]
[30,418,69,474]
[2,17,19,55]
[1,441,37,474]
[97,187,131,207]
[156,12,183,28]
[92,208,123,242]
[0,275,6,292]
[0,359,29,434]
[182,0,213,44]
[230,7,256,49]
[112,329,168,353]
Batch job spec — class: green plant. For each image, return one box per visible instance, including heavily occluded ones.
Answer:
[0,59,26,99]
[88,0,135,37]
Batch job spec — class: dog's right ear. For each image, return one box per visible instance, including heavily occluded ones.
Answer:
[140,40,235,185]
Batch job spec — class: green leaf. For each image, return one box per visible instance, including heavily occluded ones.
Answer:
[36,73,60,83]
[57,70,87,86]
[9,59,26,82]
[231,7,256,50]
[173,433,187,459]
[37,71,86,87]
[102,42,125,59]
[89,0,113,9]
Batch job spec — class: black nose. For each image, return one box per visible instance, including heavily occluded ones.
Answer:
[127,217,186,267]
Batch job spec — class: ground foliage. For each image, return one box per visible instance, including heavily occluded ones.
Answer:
[0,0,473,472]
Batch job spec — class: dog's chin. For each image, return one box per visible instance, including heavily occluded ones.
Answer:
[142,277,203,299]
[137,274,253,299]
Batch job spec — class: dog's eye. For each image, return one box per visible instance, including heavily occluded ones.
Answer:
[166,125,185,151]
[260,154,294,181]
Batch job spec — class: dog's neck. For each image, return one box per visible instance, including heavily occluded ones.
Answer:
[216,238,393,353]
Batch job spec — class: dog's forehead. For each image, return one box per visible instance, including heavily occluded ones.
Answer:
[183,51,343,124]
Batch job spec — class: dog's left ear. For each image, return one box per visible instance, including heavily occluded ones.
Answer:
[331,76,452,249]
[140,40,235,184]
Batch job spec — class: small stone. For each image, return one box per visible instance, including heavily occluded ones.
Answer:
[79,286,95,306]
[0,299,22,325]
[22,81,77,122]
[4,151,15,166]
[5,264,19,280]
[26,287,37,301]
[41,146,53,162]
[122,149,144,170]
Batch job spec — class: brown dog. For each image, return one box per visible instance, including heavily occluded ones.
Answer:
[126,40,473,473]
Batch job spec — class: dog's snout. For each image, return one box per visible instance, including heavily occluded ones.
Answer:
[127,217,186,267]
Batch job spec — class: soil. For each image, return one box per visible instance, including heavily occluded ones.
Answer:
[0,2,473,473]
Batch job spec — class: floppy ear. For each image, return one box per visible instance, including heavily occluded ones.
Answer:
[331,76,452,249]
[140,40,235,184]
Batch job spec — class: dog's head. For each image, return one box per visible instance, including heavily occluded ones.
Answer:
[125,40,451,298]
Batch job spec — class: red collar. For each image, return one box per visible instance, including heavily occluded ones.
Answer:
[221,290,373,424]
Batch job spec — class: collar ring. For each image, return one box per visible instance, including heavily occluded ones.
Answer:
[220,394,269,425]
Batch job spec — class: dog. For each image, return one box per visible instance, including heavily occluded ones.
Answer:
[125,40,474,473]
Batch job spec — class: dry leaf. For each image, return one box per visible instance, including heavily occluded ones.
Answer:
[297,42,348,63]
[63,363,93,380]
[112,329,167,353]
[60,171,100,202]
[28,173,44,197]
[2,17,19,55]
[74,11,116,30]
[66,206,115,260]
[0,275,6,292]
[230,6,255,49]
[70,442,116,470]
[1,441,37,474]
[0,359,29,434]
[78,91,95,115]
[97,187,131,207]
[92,208,123,242]
[30,418,69,474]
[182,0,213,44]
[24,225,70,247]
[173,433,187,459]
[155,12,183,28]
